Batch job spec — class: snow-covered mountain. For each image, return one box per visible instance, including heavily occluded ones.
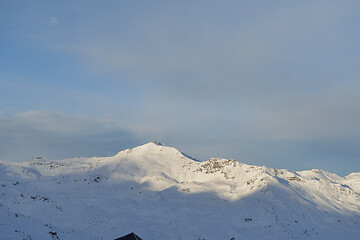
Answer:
[0,142,359,240]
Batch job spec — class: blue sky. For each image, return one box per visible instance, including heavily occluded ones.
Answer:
[1,1,359,176]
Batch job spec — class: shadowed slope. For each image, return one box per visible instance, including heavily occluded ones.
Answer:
[0,142,359,239]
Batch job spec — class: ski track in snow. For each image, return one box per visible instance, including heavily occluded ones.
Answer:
[0,142,359,240]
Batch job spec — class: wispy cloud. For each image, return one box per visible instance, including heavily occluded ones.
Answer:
[50,16,58,25]
[0,111,142,161]
[1,1,359,175]
[248,83,360,141]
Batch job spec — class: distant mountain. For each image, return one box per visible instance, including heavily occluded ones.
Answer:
[0,142,359,239]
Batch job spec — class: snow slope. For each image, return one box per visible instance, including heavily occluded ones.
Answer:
[0,142,359,240]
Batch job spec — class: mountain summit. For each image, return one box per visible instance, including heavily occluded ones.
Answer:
[0,142,359,239]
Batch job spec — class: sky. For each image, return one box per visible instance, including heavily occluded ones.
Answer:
[0,1,359,176]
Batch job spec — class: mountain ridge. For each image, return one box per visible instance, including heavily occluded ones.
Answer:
[0,142,359,239]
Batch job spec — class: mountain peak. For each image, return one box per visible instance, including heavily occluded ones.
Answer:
[149,141,164,146]
[0,143,359,239]
[114,142,194,161]
[135,141,166,149]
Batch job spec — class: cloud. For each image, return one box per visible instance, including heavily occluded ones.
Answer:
[44,0,358,120]
[50,17,58,25]
[1,1,359,176]
[0,111,142,161]
[132,80,360,176]
[247,83,360,141]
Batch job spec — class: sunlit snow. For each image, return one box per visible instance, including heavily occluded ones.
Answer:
[0,142,359,239]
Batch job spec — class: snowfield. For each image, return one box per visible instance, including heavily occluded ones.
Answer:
[0,142,359,240]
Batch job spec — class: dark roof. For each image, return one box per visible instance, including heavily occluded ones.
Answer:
[114,232,143,240]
